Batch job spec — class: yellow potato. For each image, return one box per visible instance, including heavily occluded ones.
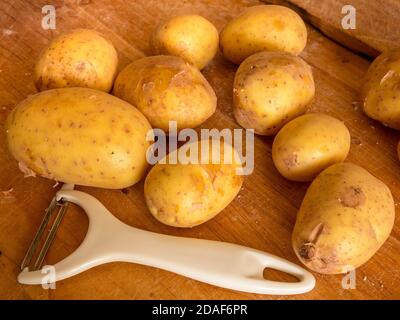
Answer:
[6,88,152,189]
[272,113,351,181]
[144,139,243,227]
[361,49,400,129]
[34,29,118,92]
[233,51,315,135]
[113,55,216,132]
[220,5,307,64]
[150,14,219,70]
[292,163,395,274]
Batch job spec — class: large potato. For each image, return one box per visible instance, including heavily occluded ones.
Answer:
[34,29,118,92]
[292,163,395,274]
[220,5,307,64]
[6,88,152,189]
[272,113,351,181]
[144,139,243,227]
[150,14,219,70]
[233,51,315,135]
[361,49,400,129]
[113,55,216,132]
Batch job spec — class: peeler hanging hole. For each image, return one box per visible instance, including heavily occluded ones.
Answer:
[263,267,301,283]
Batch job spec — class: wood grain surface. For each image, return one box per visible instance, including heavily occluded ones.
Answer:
[263,0,400,57]
[0,0,399,300]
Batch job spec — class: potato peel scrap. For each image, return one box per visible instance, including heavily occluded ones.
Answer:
[18,161,37,178]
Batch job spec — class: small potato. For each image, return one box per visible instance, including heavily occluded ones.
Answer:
[292,163,395,274]
[113,55,216,132]
[6,88,152,189]
[144,139,243,227]
[34,29,118,92]
[272,113,351,181]
[150,14,219,70]
[233,51,315,135]
[220,5,307,64]
[361,49,400,129]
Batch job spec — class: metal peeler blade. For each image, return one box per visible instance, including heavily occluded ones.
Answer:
[20,183,74,271]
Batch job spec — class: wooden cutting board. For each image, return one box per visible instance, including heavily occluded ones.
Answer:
[0,0,399,300]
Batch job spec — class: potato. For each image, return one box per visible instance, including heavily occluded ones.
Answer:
[292,163,395,274]
[233,51,315,135]
[144,139,243,227]
[150,14,219,70]
[34,29,118,92]
[113,55,216,132]
[220,5,307,64]
[361,49,400,129]
[6,88,152,189]
[272,113,351,181]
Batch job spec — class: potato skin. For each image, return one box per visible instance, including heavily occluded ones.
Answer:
[150,14,219,70]
[292,163,395,274]
[272,113,350,181]
[6,88,152,189]
[361,49,400,129]
[220,5,307,64]
[233,51,315,135]
[144,139,243,228]
[113,55,216,132]
[34,29,118,92]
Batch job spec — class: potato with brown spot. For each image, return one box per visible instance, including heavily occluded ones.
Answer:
[34,29,118,92]
[361,49,400,129]
[150,14,219,70]
[272,113,350,181]
[233,51,315,135]
[144,139,243,228]
[113,55,216,132]
[220,5,307,64]
[292,163,395,274]
[338,186,366,208]
[6,88,152,189]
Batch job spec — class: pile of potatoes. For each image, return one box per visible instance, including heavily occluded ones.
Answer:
[5,4,396,277]
[219,5,394,275]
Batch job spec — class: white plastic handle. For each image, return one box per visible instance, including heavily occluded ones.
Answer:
[18,189,315,295]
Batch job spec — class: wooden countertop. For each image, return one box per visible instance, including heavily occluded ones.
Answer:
[0,0,399,299]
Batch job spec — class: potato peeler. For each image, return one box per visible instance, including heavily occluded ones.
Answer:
[18,184,315,295]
